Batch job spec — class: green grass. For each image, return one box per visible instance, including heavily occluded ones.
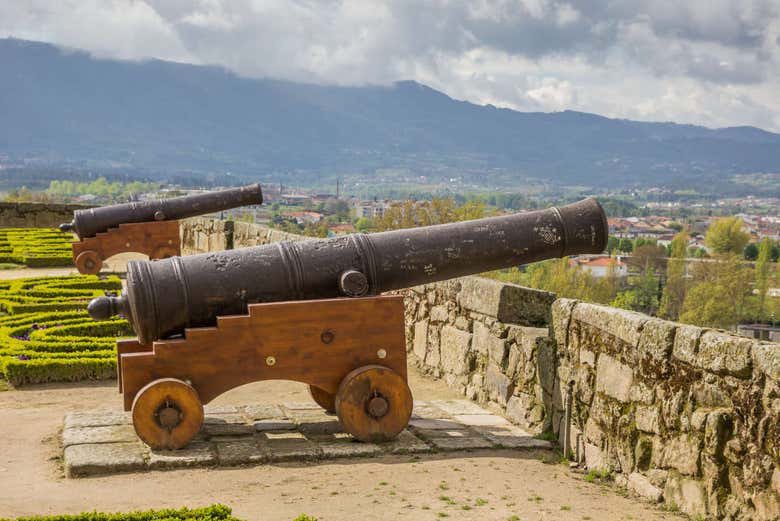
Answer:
[583,469,612,483]
[0,263,23,270]
[1,505,244,521]
[535,430,557,442]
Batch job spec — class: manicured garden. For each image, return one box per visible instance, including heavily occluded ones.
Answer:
[0,505,317,521]
[0,228,74,267]
[0,274,130,385]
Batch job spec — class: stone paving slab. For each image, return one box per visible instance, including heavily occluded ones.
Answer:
[62,400,552,478]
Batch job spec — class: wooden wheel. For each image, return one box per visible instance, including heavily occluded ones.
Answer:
[75,250,103,275]
[335,365,412,443]
[131,378,204,450]
[308,384,336,413]
[150,244,178,260]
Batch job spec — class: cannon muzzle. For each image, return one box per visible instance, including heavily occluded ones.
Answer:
[60,183,263,239]
[90,198,607,344]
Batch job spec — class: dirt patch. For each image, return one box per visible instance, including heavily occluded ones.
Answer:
[0,369,680,521]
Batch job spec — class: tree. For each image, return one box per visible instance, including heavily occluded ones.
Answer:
[618,238,634,253]
[744,243,759,261]
[680,254,753,329]
[705,217,749,255]
[607,236,619,253]
[660,231,688,320]
[755,238,773,322]
[612,267,659,314]
[630,244,666,273]
[355,217,372,232]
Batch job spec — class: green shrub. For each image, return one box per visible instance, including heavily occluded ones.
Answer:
[0,504,244,521]
[0,275,130,385]
[0,228,74,268]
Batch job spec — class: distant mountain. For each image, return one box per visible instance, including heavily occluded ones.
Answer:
[1,38,779,192]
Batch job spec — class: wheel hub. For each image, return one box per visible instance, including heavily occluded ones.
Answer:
[155,400,182,430]
[366,393,389,419]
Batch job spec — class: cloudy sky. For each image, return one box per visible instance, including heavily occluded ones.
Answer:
[3,0,780,131]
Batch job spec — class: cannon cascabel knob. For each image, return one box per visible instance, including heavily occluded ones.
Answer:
[59,221,74,233]
[88,295,127,321]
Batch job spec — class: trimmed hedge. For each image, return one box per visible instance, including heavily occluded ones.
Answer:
[0,275,131,385]
[0,228,74,267]
[0,504,245,521]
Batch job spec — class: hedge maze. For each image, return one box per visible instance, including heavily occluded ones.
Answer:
[0,228,74,267]
[0,275,131,385]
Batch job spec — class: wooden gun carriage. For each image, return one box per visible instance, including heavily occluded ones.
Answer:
[61,183,263,274]
[89,198,608,449]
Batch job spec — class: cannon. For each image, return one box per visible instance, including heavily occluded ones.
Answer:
[90,198,607,450]
[60,183,263,274]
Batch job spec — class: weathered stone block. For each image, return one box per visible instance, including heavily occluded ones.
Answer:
[485,363,514,405]
[696,331,753,378]
[148,442,217,470]
[244,404,284,420]
[753,342,780,380]
[254,419,296,432]
[458,277,554,325]
[551,298,578,349]
[62,425,138,447]
[64,411,131,429]
[413,320,429,362]
[595,353,634,403]
[572,303,647,347]
[318,438,383,458]
[261,432,321,462]
[506,343,522,380]
[536,338,556,395]
[429,305,449,323]
[427,435,494,450]
[628,382,653,405]
[652,434,701,476]
[215,438,268,466]
[505,394,535,427]
[473,321,506,364]
[753,490,780,521]
[474,425,552,449]
[204,422,256,437]
[627,472,663,502]
[584,442,610,471]
[664,472,708,518]
[635,405,661,434]
[439,325,472,375]
[64,442,146,477]
[637,319,676,376]
[580,349,596,367]
[673,325,703,364]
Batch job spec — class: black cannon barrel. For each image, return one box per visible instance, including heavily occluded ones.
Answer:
[60,183,264,239]
[88,198,607,344]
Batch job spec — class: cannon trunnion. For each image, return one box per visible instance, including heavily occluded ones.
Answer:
[62,183,263,274]
[98,198,608,450]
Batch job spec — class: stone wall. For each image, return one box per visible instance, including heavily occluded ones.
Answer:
[181,217,306,255]
[399,279,557,434]
[551,299,780,520]
[0,201,92,228]
[179,217,780,519]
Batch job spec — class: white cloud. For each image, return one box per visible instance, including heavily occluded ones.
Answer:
[1,0,779,130]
